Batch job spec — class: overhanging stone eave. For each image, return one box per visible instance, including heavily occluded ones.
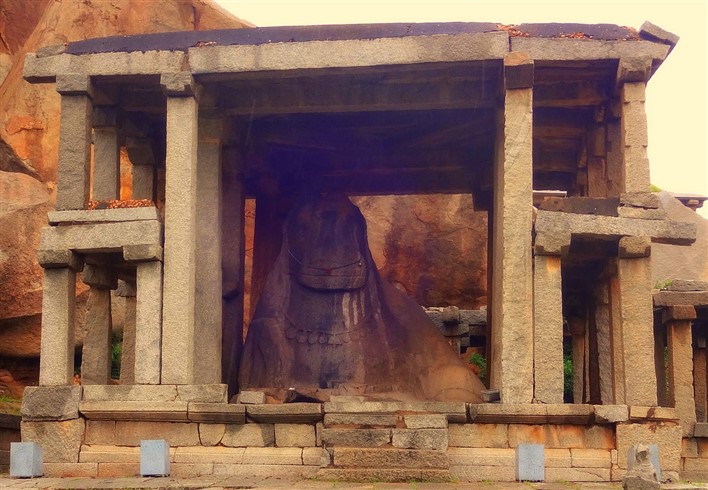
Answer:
[511,37,671,78]
[187,31,510,75]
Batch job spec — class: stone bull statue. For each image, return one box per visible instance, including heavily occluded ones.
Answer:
[239,193,484,402]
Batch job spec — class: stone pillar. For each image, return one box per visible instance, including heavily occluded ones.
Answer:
[594,281,614,404]
[80,264,117,385]
[617,236,657,406]
[92,106,120,201]
[653,312,668,407]
[116,280,137,385]
[618,58,652,193]
[490,52,534,403]
[135,261,163,384]
[222,147,246,396]
[695,333,707,422]
[160,72,199,384]
[568,316,585,404]
[533,254,564,403]
[192,110,223,385]
[126,137,155,200]
[56,75,93,210]
[608,260,626,404]
[664,305,697,436]
[39,268,77,385]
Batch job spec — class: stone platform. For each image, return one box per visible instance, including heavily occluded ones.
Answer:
[17,386,708,482]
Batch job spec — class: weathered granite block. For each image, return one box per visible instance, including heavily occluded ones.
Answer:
[237,391,266,404]
[275,424,316,447]
[21,385,82,421]
[246,403,323,423]
[403,414,447,429]
[320,428,391,448]
[334,447,449,468]
[221,424,274,447]
[21,418,85,463]
[392,428,447,450]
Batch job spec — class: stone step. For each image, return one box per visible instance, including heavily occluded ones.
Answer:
[317,467,450,483]
[333,447,449,469]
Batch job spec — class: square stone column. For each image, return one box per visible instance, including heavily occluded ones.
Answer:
[608,260,626,404]
[533,254,564,403]
[92,106,120,201]
[594,281,614,404]
[664,305,697,436]
[126,137,155,200]
[80,264,117,385]
[135,261,163,384]
[490,52,534,403]
[39,267,77,385]
[193,110,223,385]
[115,280,137,384]
[568,316,585,404]
[616,236,657,406]
[618,58,652,193]
[56,75,93,210]
[221,147,245,396]
[160,73,199,384]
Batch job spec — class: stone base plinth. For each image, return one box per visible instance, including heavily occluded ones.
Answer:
[20,399,690,482]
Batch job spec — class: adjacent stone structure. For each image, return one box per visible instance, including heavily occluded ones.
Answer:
[19,20,705,481]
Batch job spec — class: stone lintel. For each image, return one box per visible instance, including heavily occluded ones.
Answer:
[534,231,571,256]
[187,403,246,424]
[246,403,324,424]
[662,305,697,324]
[620,192,660,209]
[616,56,653,85]
[617,207,667,220]
[618,236,651,258]
[666,279,708,292]
[40,220,163,254]
[79,400,189,421]
[21,386,82,421]
[538,196,619,216]
[82,264,118,289]
[510,37,670,63]
[123,244,163,262]
[24,51,186,83]
[56,74,93,96]
[639,22,680,49]
[48,207,160,225]
[503,52,534,89]
[694,423,708,437]
[160,72,198,97]
[653,290,708,307]
[37,249,84,271]
[188,31,509,75]
[534,210,696,246]
[91,106,118,128]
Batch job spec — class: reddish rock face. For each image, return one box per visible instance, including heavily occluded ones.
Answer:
[0,0,251,396]
[240,194,485,402]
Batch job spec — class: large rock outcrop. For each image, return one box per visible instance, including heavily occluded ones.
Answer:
[652,191,708,283]
[0,0,251,397]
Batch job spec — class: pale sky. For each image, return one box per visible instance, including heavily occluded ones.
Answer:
[217,1,708,217]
